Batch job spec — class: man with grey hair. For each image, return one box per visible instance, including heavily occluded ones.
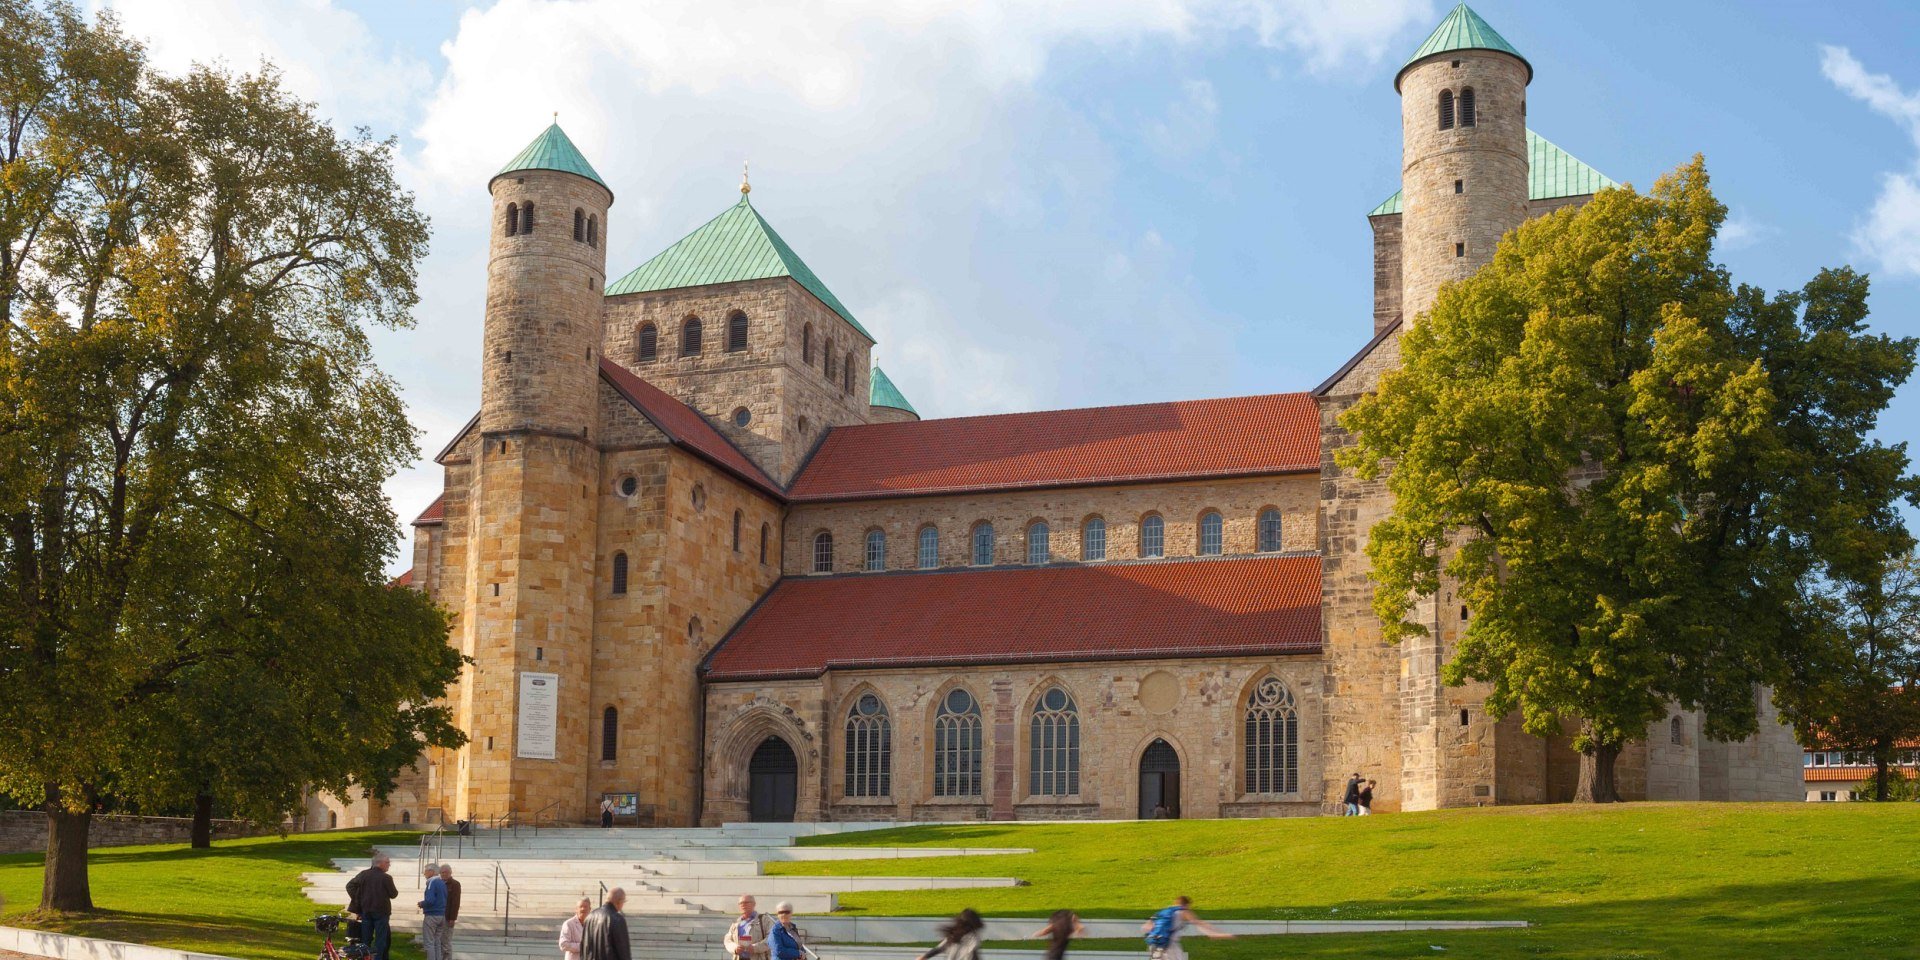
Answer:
[345,852,397,960]
[582,887,631,960]
[419,862,449,960]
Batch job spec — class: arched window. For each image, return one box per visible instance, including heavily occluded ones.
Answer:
[637,323,658,362]
[611,551,628,595]
[521,201,534,232]
[1244,676,1298,794]
[1439,89,1455,130]
[843,352,855,393]
[401,811,411,824]
[844,693,892,797]
[932,688,983,797]
[760,523,771,564]
[865,529,886,571]
[971,523,995,566]
[1258,508,1283,553]
[588,214,598,247]
[1028,686,1080,797]
[812,531,834,573]
[329,811,338,829]
[505,202,520,236]
[573,208,585,242]
[732,510,743,552]
[1670,716,1684,745]
[602,706,618,761]
[1198,511,1223,556]
[681,317,703,356]
[1026,521,1050,564]
[727,312,748,353]
[1140,515,1164,558]
[802,324,813,364]
[1082,517,1106,561]
[1459,87,1476,127]
[917,526,939,569]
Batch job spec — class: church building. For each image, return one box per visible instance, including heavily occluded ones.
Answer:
[369,5,1802,829]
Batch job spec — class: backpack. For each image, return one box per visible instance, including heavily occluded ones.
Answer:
[1144,906,1183,949]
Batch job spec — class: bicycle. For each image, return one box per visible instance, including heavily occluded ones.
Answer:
[312,913,371,960]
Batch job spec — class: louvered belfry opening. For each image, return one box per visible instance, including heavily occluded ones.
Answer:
[1438,89,1455,129]
[1459,87,1476,126]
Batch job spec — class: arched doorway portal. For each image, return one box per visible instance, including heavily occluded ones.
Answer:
[1139,739,1181,819]
[748,737,798,822]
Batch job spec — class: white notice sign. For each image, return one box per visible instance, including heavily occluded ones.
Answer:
[517,672,559,760]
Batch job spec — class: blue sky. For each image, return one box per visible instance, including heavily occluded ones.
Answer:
[94,0,1920,565]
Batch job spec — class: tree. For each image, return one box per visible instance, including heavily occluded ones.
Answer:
[1784,551,1920,802]
[0,0,462,909]
[1339,158,1919,802]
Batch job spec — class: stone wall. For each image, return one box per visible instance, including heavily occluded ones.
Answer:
[701,655,1325,824]
[785,475,1319,576]
[1368,213,1403,335]
[0,811,273,855]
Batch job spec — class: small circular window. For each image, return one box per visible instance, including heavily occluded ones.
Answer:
[732,407,752,428]
[857,693,882,715]
[618,475,638,497]
[691,483,707,512]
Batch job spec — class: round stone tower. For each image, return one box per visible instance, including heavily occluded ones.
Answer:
[1396,4,1530,321]
[483,123,614,436]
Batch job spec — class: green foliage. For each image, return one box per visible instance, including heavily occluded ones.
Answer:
[0,0,461,906]
[1337,157,1919,786]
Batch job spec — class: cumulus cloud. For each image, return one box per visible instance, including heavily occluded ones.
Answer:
[1718,210,1775,251]
[1820,45,1920,277]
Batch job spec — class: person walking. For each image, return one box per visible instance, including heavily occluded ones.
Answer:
[439,865,462,955]
[345,852,398,960]
[725,895,775,960]
[559,897,591,960]
[582,888,631,960]
[769,902,812,960]
[599,796,617,828]
[419,863,449,960]
[1358,780,1376,816]
[914,909,986,960]
[1142,896,1231,960]
[1342,773,1363,816]
[1031,909,1086,960]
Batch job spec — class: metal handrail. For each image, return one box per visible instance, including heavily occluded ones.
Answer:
[492,863,513,943]
[597,880,608,907]
[417,825,447,887]
[528,798,562,835]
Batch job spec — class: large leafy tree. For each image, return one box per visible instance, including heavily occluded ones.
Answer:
[1339,158,1918,801]
[0,0,462,909]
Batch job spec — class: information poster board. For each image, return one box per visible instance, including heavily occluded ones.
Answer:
[517,672,558,760]
[603,792,638,816]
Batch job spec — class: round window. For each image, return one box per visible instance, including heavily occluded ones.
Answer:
[618,476,637,497]
[857,693,882,715]
[1042,687,1069,711]
[732,407,752,428]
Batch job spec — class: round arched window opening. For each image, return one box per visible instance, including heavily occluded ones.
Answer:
[618,475,638,497]
[732,407,752,428]
[691,483,707,512]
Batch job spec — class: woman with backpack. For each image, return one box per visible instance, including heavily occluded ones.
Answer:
[1029,909,1086,960]
[1142,896,1232,960]
[915,908,986,960]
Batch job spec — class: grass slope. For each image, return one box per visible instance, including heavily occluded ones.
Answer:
[774,803,1920,959]
[0,830,419,960]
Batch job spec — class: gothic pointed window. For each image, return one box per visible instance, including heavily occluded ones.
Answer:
[1198,510,1223,556]
[602,706,618,761]
[1438,89,1455,130]
[812,531,834,573]
[1459,87,1476,127]
[932,688,983,798]
[573,208,585,242]
[865,529,886,571]
[505,202,519,236]
[727,311,748,353]
[1258,508,1283,553]
[638,323,658,362]
[1026,521,1050,564]
[681,317,703,356]
[1028,686,1080,797]
[611,551,628,595]
[1243,676,1299,794]
[1082,517,1106,561]
[1139,514,1164,558]
[917,525,939,569]
[971,522,995,566]
[844,693,892,798]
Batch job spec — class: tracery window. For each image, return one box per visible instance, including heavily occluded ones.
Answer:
[1026,521,1050,564]
[1198,511,1223,556]
[1027,687,1080,797]
[918,526,939,569]
[1258,508,1283,552]
[812,531,833,573]
[1243,676,1299,794]
[865,529,887,571]
[932,688,983,797]
[1082,517,1106,561]
[1140,514,1164,558]
[844,693,892,798]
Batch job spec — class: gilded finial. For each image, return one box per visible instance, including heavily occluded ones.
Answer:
[552,111,558,124]
[740,160,751,196]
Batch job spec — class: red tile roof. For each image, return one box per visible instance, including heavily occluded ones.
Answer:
[413,495,446,526]
[598,358,782,497]
[1804,766,1917,783]
[704,555,1322,681]
[390,568,414,587]
[787,393,1322,502]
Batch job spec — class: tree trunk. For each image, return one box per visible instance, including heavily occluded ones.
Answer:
[1874,757,1891,802]
[40,803,94,912]
[190,791,213,848]
[1574,741,1622,803]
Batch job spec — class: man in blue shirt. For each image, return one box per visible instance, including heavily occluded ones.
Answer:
[419,863,449,960]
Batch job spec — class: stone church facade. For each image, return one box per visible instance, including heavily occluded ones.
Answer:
[354,5,1801,831]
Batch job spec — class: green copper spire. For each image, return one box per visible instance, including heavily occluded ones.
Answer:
[869,366,916,415]
[1396,4,1530,90]
[494,122,608,192]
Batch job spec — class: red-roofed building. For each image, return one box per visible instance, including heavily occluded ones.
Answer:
[374,6,1804,832]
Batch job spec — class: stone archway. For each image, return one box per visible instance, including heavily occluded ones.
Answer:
[706,701,822,824]
[1139,738,1182,819]
[748,737,799,822]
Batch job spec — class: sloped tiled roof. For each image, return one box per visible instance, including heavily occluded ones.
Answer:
[1804,766,1917,783]
[868,366,916,415]
[1368,129,1615,216]
[704,555,1323,681]
[494,123,607,191]
[390,568,414,588]
[1397,4,1529,89]
[788,393,1321,502]
[606,198,872,342]
[412,495,445,526]
[597,359,782,497]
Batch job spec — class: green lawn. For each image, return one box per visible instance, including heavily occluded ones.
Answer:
[773,803,1920,959]
[0,829,421,960]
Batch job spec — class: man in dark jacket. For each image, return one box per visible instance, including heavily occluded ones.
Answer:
[582,887,631,960]
[1342,773,1362,816]
[345,852,398,960]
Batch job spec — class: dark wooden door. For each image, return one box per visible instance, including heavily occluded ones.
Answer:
[1139,739,1181,819]
[748,737,798,822]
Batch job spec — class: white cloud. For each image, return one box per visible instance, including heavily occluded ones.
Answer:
[1821,45,1920,276]
[1718,210,1774,251]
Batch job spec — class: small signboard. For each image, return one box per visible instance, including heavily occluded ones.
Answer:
[603,792,638,816]
[517,672,558,760]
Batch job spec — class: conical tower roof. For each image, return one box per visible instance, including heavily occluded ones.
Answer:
[607,196,872,342]
[869,366,916,415]
[1396,4,1530,90]
[493,123,608,193]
